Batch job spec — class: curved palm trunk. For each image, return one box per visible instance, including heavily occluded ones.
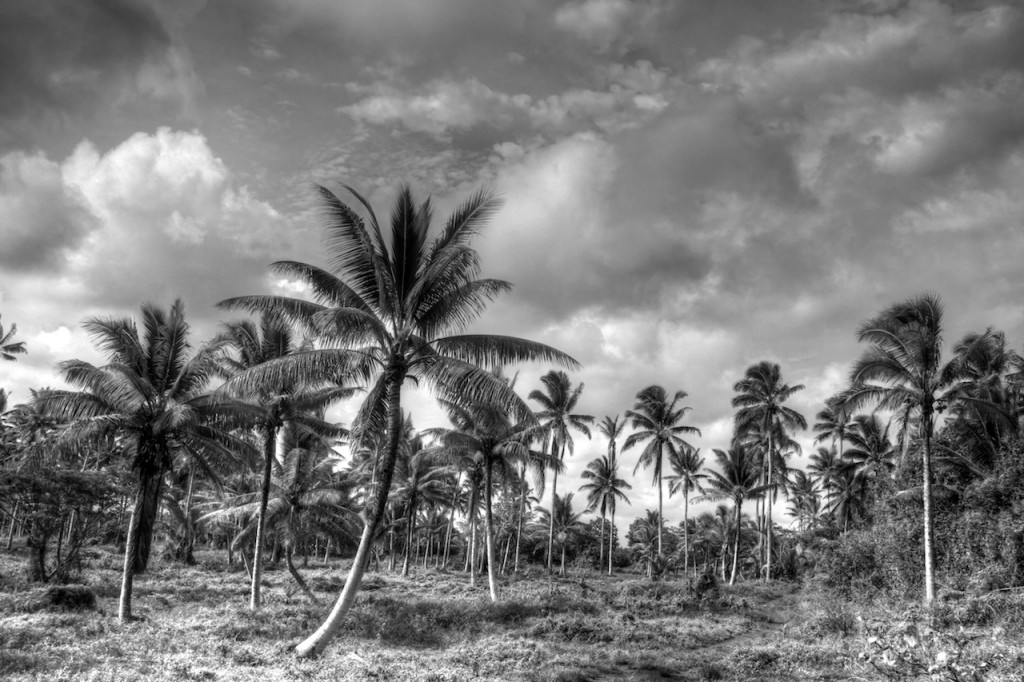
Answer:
[730,499,742,586]
[250,426,277,610]
[295,362,407,658]
[118,473,152,621]
[483,458,499,602]
[286,547,319,604]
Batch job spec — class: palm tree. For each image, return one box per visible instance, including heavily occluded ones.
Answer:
[623,385,700,557]
[699,444,768,585]
[217,313,353,610]
[813,392,852,461]
[847,293,963,603]
[579,451,631,574]
[597,415,628,574]
[785,469,822,531]
[844,414,896,484]
[666,446,705,577]
[37,301,252,621]
[393,425,454,577]
[529,371,593,573]
[0,315,26,361]
[535,492,586,574]
[431,391,552,601]
[221,184,578,656]
[203,420,360,602]
[732,361,805,582]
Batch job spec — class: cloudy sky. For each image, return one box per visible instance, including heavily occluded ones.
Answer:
[3,0,1024,533]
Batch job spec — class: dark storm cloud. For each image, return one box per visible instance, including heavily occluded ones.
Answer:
[0,0,182,148]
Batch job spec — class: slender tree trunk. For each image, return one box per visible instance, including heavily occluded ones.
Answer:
[484,459,499,602]
[657,463,664,556]
[402,495,416,577]
[286,547,319,604]
[250,426,277,610]
[468,484,478,585]
[183,465,196,565]
[118,476,151,622]
[608,507,615,576]
[597,509,605,571]
[683,488,690,579]
[295,362,407,658]
[730,500,742,586]
[5,502,18,549]
[514,475,526,573]
[323,538,330,565]
[547,435,558,572]
[766,430,774,583]
[134,469,163,573]
[922,412,935,603]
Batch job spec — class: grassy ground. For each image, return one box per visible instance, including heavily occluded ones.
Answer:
[2,546,1023,681]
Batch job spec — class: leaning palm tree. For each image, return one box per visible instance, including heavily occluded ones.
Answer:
[0,315,26,361]
[623,385,700,557]
[579,451,631,574]
[846,293,965,603]
[36,301,253,621]
[217,313,354,610]
[529,371,593,573]
[222,183,578,656]
[732,362,805,582]
[666,446,706,577]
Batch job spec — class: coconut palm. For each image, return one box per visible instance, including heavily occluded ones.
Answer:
[847,293,966,603]
[813,392,853,461]
[217,313,354,610]
[666,446,705,577]
[0,315,26,362]
[36,301,253,621]
[393,425,453,577]
[528,370,593,573]
[430,391,554,601]
[597,415,628,574]
[535,492,587,575]
[204,420,359,602]
[623,385,700,557]
[220,184,578,655]
[579,451,631,574]
[785,469,822,531]
[699,444,768,585]
[844,414,896,484]
[732,361,805,582]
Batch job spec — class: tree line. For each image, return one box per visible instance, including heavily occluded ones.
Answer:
[3,183,1023,658]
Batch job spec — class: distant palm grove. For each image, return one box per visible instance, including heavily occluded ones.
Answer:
[3,184,1024,659]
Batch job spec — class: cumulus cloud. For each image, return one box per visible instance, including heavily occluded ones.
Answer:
[0,152,98,270]
[554,0,657,52]
[1,128,287,380]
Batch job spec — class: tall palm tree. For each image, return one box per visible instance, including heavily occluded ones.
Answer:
[37,301,252,621]
[529,370,593,573]
[579,451,631,574]
[217,313,354,609]
[431,392,552,601]
[596,415,627,575]
[623,385,700,556]
[699,444,768,585]
[847,293,963,603]
[221,184,578,656]
[666,446,706,577]
[393,426,454,577]
[732,362,805,582]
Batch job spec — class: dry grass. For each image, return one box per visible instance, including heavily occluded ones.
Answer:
[2,546,1023,681]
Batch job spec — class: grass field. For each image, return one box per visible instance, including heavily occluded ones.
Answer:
[2,546,1022,681]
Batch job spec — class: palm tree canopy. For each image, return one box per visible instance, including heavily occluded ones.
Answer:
[624,385,700,482]
[0,315,26,361]
[579,453,632,516]
[220,183,580,447]
[732,361,807,438]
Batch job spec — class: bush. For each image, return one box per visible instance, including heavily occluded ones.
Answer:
[817,530,886,599]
